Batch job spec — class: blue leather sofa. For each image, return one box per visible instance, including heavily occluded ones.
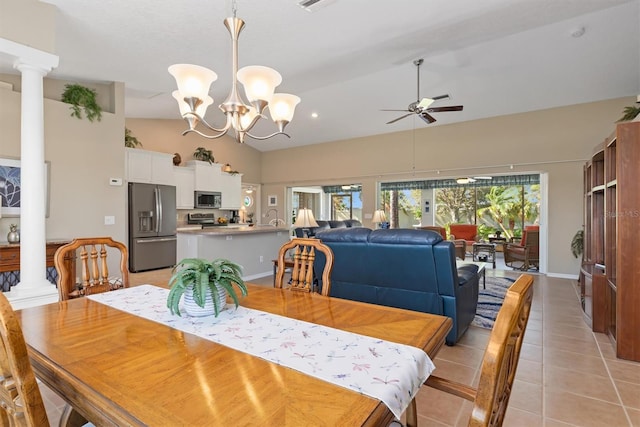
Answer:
[294,219,362,238]
[314,227,480,345]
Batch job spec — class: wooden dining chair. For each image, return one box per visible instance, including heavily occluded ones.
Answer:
[0,292,49,427]
[275,238,334,296]
[54,237,129,301]
[422,274,534,427]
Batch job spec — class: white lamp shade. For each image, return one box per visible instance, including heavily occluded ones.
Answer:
[294,208,318,228]
[168,64,217,100]
[372,210,387,223]
[172,91,213,117]
[237,65,282,103]
[270,93,301,122]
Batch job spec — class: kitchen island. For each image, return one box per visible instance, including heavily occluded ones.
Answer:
[177,226,291,280]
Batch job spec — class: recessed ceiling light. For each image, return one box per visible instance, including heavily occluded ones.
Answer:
[571,27,585,38]
[311,112,318,118]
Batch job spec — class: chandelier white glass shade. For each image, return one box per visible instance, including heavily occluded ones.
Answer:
[168,15,300,144]
[294,208,319,228]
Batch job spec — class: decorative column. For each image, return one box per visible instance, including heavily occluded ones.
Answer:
[15,63,49,290]
[0,38,59,309]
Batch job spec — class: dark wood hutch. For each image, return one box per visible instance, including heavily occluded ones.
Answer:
[580,120,639,362]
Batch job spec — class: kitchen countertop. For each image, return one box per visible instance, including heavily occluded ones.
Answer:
[177,225,290,236]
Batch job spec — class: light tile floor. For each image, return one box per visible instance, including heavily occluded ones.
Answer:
[40,261,640,426]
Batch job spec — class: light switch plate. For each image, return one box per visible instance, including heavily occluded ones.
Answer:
[109,178,123,186]
[104,216,115,225]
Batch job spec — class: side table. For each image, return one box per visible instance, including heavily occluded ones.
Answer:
[472,242,496,269]
[272,259,295,286]
[488,236,507,252]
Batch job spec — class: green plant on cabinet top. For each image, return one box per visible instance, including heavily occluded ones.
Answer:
[617,105,640,122]
[61,83,102,122]
[193,147,214,164]
[125,127,143,148]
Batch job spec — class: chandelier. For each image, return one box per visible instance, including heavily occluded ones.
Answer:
[168,4,300,144]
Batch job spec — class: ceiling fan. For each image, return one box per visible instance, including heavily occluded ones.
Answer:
[382,58,463,125]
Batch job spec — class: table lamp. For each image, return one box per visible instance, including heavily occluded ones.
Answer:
[372,210,387,228]
[294,208,319,228]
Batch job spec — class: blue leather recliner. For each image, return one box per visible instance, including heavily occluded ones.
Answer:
[314,227,480,345]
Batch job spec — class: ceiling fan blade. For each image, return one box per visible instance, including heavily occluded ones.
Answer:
[386,113,413,124]
[380,109,411,112]
[419,112,437,124]
[427,105,463,112]
[417,98,435,109]
[430,94,450,101]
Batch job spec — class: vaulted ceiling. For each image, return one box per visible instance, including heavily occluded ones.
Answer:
[6,0,640,151]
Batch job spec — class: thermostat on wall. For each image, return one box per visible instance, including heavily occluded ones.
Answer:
[109,178,123,186]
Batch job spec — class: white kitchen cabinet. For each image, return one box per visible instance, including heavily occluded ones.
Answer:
[219,172,242,210]
[125,148,175,185]
[186,160,223,191]
[183,161,241,208]
[174,166,195,209]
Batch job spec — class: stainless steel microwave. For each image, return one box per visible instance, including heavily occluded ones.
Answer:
[194,191,222,209]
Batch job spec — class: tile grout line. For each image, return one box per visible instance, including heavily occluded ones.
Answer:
[592,331,634,427]
[540,275,548,427]
[550,276,633,427]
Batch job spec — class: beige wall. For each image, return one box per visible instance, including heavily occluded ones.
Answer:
[260,97,634,276]
[0,79,127,248]
[0,0,56,53]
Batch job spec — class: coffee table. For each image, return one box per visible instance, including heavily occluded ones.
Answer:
[472,242,496,268]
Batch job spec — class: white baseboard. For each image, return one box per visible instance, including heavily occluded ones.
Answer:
[243,271,273,281]
[546,272,579,280]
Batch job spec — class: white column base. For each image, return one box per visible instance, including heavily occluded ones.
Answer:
[5,283,58,310]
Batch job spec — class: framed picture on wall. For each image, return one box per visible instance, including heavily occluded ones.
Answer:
[268,195,277,206]
[0,157,51,217]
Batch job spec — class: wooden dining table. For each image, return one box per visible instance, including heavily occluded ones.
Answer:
[17,283,452,426]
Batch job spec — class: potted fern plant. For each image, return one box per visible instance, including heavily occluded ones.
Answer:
[167,258,247,317]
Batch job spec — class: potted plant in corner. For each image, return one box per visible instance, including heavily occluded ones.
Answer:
[167,258,247,317]
[571,229,584,259]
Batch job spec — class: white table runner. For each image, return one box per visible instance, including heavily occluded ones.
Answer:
[88,285,435,419]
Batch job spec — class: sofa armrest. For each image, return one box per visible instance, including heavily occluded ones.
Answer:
[456,264,479,286]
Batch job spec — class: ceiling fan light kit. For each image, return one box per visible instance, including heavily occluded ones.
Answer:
[383,58,463,125]
[456,176,493,184]
[168,2,300,144]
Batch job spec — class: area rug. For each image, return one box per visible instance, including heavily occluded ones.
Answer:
[472,276,517,329]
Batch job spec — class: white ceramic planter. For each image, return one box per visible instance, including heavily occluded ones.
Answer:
[183,285,227,317]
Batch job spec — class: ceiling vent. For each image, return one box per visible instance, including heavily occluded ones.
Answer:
[298,0,337,12]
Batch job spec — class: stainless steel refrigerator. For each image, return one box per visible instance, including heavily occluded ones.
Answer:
[128,183,177,272]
